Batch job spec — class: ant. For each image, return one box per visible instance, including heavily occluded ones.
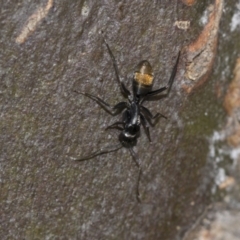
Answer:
[74,38,180,202]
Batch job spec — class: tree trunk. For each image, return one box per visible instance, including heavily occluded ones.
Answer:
[1,0,239,239]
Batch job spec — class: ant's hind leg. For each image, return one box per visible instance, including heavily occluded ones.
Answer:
[74,90,127,115]
[103,38,131,98]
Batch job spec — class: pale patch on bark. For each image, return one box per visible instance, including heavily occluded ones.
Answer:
[16,0,53,44]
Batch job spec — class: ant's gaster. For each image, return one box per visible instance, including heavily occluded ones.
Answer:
[74,38,180,202]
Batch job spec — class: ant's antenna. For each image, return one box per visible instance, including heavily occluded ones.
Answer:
[72,143,122,161]
[129,148,142,203]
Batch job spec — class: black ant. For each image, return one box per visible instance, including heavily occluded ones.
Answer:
[74,38,180,202]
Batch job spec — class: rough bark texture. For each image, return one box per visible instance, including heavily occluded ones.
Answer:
[1,0,239,239]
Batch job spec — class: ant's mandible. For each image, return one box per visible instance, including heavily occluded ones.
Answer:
[74,38,180,202]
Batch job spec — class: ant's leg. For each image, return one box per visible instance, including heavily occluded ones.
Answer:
[141,105,167,120]
[140,105,167,127]
[113,102,128,114]
[129,148,142,203]
[145,51,180,98]
[103,38,131,98]
[72,143,122,161]
[74,90,127,115]
[105,121,124,131]
[140,113,151,142]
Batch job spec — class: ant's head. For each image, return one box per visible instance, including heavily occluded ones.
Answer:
[119,130,138,148]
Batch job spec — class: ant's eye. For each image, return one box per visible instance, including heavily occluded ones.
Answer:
[130,126,135,131]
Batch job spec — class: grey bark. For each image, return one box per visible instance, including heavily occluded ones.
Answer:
[1,1,239,239]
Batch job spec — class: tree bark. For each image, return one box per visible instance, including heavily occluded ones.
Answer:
[1,0,239,239]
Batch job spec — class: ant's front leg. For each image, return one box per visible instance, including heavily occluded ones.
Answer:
[105,121,124,131]
[74,90,127,115]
